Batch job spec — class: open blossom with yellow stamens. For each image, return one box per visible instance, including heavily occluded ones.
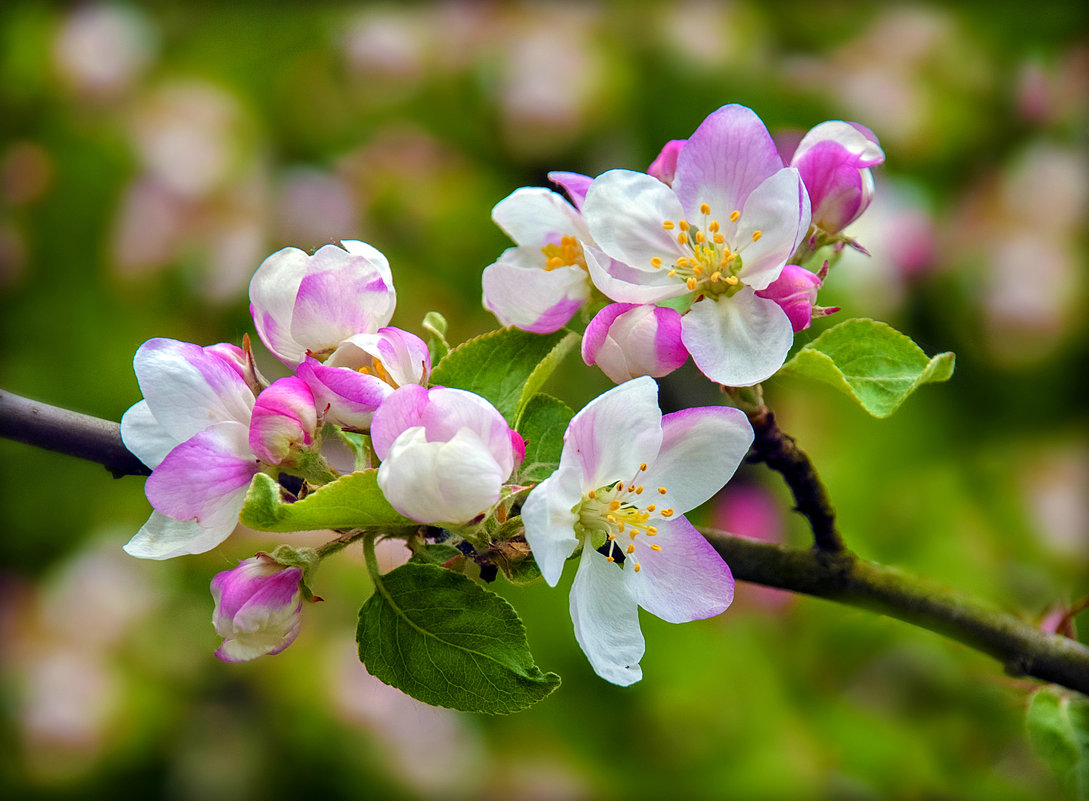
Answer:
[521,377,753,686]
[295,326,431,430]
[482,185,599,334]
[580,104,812,386]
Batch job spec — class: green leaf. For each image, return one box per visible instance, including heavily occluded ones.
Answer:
[1026,688,1089,799]
[516,393,574,482]
[357,562,561,714]
[430,327,577,426]
[240,471,413,533]
[778,318,955,418]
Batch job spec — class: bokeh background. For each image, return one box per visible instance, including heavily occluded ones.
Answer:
[2,2,1087,799]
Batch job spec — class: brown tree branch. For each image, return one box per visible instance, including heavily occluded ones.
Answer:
[0,389,149,478]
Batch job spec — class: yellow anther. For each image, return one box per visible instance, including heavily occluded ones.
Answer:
[708,220,720,233]
[635,486,644,495]
[588,489,596,499]
[646,504,656,512]
[725,275,739,286]
[639,463,647,471]
[633,563,641,573]
[545,257,565,270]
[676,257,690,267]
[606,556,615,562]
[677,232,688,245]
[647,526,658,535]
[658,487,667,494]
[607,514,617,524]
[699,202,711,215]
[692,264,704,276]
[626,544,636,554]
[630,531,637,540]
[618,522,625,532]
[695,231,705,243]
[609,499,621,511]
[678,220,690,231]
[607,532,616,540]
[713,233,725,244]
[650,257,662,269]
[729,210,741,222]
[752,230,763,242]
[662,220,675,230]
[686,277,697,290]
[711,271,722,282]
[650,544,662,551]
[667,270,677,278]
[661,508,674,517]
[617,481,624,490]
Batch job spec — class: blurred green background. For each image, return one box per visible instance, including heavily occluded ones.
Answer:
[2,1,1087,799]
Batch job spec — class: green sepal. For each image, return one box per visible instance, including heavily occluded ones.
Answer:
[240,470,413,533]
[430,327,577,427]
[266,544,322,601]
[778,318,955,418]
[357,562,561,714]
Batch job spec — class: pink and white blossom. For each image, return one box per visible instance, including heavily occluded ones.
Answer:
[482,187,594,333]
[249,240,396,368]
[790,121,884,235]
[520,377,752,685]
[296,326,431,429]
[581,303,688,383]
[211,555,303,662]
[371,385,525,525]
[248,376,318,464]
[582,104,811,386]
[121,338,259,560]
[755,264,825,332]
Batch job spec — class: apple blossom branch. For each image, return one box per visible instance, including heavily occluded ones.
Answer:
[3,386,1087,695]
[703,529,1089,695]
[744,405,845,553]
[0,389,149,478]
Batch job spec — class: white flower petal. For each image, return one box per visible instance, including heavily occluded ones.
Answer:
[583,170,688,273]
[120,399,176,470]
[639,405,753,515]
[734,167,811,290]
[681,290,794,387]
[482,252,589,333]
[560,377,663,490]
[492,187,588,246]
[627,517,734,623]
[570,548,644,686]
[521,465,583,587]
[124,507,241,560]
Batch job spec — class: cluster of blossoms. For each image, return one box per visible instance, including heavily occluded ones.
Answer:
[484,104,882,385]
[122,104,883,686]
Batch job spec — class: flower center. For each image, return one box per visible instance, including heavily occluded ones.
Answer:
[653,202,762,296]
[357,357,398,389]
[541,234,588,272]
[577,463,672,574]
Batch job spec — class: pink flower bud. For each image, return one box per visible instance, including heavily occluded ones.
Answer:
[582,303,688,383]
[211,555,303,662]
[755,265,822,332]
[248,376,317,464]
[647,139,686,186]
[791,121,884,234]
